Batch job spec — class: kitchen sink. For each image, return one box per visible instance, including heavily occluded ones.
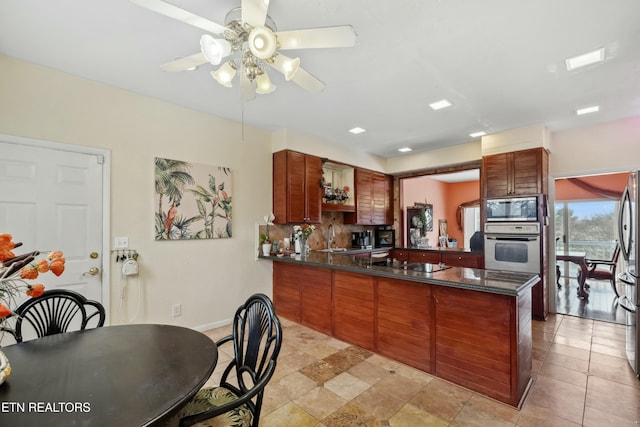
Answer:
[315,247,348,253]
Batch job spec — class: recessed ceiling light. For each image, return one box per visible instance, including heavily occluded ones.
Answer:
[565,47,605,71]
[348,127,366,134]
[469,131,486,138]
[576,105,600,115]
[398,147,413,153]
[429,99,452,110]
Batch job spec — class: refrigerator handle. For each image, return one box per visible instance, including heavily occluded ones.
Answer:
[619,186,632,263]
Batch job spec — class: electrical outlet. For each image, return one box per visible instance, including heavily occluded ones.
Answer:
[114,236,129,249]
[172,303,182,317]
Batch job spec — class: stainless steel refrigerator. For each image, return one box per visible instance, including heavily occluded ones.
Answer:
[618,171,640,378]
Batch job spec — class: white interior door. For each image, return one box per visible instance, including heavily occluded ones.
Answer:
[0,137,108,320]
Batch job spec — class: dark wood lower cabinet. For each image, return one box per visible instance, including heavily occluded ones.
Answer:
[272,262,532,407]
[434,287,531,405]
[377,278,433,372]
[301,266,333,335]
[333,271,375,350]
[273,263,332,334]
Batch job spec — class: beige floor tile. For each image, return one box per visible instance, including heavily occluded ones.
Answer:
[348,360,393,385]
[590,342,627,359]
[388,403,449,427]
[293,386,347,420]
[375,371,426,402]
[583,405,640,427]
[522,375,586,424]
[464,394,520,424]
[517,404,582,427]
[274,370,318,400]
[409,378,473,423]
[543,350,589,372]
[585,376,640,423]
[553,334,592,351]
[548,342,591,361]
[300,359,343,384]
[539,361,588,388]
[322,402,381,427]
[260,402,318,427]
[324,372,371,400]
[450,403,515,427]
[350,385,406,420]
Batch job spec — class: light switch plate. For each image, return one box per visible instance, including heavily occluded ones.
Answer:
[114,236,129,249]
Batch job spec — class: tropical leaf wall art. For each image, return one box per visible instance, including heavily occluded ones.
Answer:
[154,157,232,240]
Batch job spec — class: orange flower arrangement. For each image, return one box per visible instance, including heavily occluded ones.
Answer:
[0,234,65,331]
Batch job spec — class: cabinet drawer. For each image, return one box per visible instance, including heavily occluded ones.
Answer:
[441,252,482,268]
[390,249,409,261]
[408,250,441,264]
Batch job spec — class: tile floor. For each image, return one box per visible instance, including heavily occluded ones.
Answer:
[203,313,639,426]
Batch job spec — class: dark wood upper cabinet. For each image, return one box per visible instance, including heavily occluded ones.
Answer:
[482,148,549,198]
[345,168,393,225]
[273,150,322,224]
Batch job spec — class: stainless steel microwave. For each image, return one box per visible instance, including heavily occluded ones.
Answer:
[486,197,538,222]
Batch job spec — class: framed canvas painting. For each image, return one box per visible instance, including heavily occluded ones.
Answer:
[155,157,232,240]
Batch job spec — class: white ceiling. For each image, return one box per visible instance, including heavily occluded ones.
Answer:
[1,0,639,159]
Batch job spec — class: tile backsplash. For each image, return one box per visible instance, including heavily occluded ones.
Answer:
[259,212,376,251]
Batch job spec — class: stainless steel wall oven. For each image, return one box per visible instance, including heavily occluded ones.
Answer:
[484,222,541,274]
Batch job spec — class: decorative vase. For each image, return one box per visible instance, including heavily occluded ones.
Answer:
[300,237,309,257]
[261,243,272,256]
[0,350,11,386]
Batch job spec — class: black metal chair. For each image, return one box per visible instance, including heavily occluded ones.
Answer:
[171,293,283,427]
[578,242,622,298]
[1,289,105,343]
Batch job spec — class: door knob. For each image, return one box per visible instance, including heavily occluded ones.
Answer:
[83,267,100,276]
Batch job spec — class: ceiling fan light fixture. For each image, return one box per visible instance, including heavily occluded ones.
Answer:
[255,73,276,94]
[248,26,277,59]
[211,62,236,87]
[272,54,300,80]
[200,35,231,65]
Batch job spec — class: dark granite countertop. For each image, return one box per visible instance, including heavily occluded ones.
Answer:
[260,251,538,297]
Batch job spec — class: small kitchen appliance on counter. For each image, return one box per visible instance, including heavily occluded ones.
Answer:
[351,231,372,249]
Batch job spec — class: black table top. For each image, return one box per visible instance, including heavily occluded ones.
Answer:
[0,324,218,426]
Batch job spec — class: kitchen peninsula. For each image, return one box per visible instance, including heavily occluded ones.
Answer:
[263,251,539,408]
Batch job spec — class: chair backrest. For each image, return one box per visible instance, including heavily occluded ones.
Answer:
[219,293,282,424]
[10,289,106,343]
[611,241,621,263]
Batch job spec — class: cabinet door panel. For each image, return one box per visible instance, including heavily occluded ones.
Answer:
[511,150,540,196]
[286,151,307,223]
[483,153,510,198]
[377,278,433,372]
[304,155,323,223]
[301,266,332,334]
[333,272,375,349]
[434,287,514,403]
[272,263,301,322]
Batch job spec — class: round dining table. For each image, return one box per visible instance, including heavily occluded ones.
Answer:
[0,324,218,426]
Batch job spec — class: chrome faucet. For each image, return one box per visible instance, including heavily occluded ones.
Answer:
[327,224,335,249]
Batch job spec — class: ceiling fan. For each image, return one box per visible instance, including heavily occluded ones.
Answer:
[131,0,357,100]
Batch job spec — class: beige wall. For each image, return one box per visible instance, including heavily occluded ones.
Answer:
[0,55,273,330]
[549,116,640,177]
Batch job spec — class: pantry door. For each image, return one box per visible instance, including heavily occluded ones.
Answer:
[0,135,110,321]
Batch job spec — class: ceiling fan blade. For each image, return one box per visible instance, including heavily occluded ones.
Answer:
[290,66,326,94]
[275,25,357,50]
[240,73,257,101]
[241,0,269,28]
[131,0,229,35]
[160,53,207,72]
